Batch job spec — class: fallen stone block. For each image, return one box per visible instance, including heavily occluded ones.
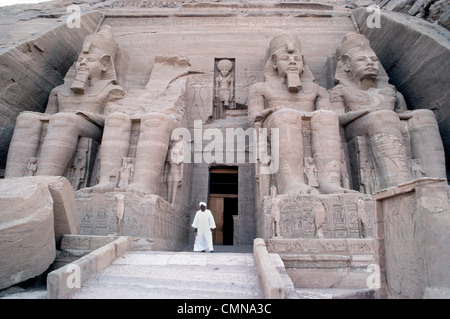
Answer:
[0,178,56,289]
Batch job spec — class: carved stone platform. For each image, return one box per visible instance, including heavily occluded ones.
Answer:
[265,237,379,290]
[75,191,190,251]
[257,193,380,290]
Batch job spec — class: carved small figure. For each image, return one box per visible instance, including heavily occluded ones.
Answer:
[313,202,325,239]
[357,197,368,238]
[270,185,281,237]
[359,157,375,194]
[115,193,125,236]
[71,153,86,190]
[167,136,184,204]
[25,157,38,176]
[304,157,319,188]
[214,59,234,119]
[340,155,351,189]
[411,158,426,179]
[117,157,134,189]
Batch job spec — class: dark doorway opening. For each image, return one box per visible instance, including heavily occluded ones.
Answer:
[223,197,238,245]
[208,166,238,245]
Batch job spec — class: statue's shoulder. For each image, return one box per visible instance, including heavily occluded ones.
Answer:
[249,82,265,95]
[330,83,344,93]
[330,83,345,102]
[102,83,125,101]
[313,83,329,96]
[51,83,71,97]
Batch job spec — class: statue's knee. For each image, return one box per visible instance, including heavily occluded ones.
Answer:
[268,110,302,126]
[105,112,130,127]
[372,110,399,123]
[409,109,438,129]
[50,112,76,122]
[359,111,400,134]
[311,109,338,127]
[314,109,337,118]
[141,115,161,129]
[16,112,41,127]
[141,113,174,130]
[48,113,78,128]
[107,112,130,121]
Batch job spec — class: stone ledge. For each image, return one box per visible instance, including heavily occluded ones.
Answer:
[46,235,133,299]
[372,177,448,201]
[253,238,292,299]
[100,1,334,17]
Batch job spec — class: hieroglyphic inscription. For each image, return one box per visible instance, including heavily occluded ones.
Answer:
[383,192,425,298]
[262,193,374,239]
[77,193,189,241]
[105,16,353,32]
[266,238,376,256]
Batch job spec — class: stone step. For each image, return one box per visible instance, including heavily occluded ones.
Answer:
[295,288,376,299]
[69,251,265,299]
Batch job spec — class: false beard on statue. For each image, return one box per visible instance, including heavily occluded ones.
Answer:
[286,71,302,92]
[71,67,90,94]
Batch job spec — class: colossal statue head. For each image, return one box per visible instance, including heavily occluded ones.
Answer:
[269,33,304,91]
[335,33,381,85]
[71,25,119,93]
[270,33,303,75]
[263,33,315,93]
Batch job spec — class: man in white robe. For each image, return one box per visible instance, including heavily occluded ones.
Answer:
[192,202,216,252]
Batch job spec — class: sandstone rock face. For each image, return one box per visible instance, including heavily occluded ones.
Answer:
[377,0,450,30]
[0,8,102,170]
[0,178,56,289]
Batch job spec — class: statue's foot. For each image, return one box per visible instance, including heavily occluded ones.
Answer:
[284,182,319,195]
[92,182,115,193]
[319,182,358,194]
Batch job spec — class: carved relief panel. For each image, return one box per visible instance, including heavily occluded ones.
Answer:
[261,193,374,239]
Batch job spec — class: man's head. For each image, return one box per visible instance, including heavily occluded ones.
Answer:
[199,202,206,211]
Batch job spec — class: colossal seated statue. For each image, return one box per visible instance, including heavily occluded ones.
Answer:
[248,33,354,195]
[92,55,191,195]
[331,33,446,191]
[5,25,124,178]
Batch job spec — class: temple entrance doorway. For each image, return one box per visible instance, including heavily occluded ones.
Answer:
[208,167,238,245]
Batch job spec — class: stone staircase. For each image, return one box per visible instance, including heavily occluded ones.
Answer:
[69,251,265,299]
[0,242,375,299]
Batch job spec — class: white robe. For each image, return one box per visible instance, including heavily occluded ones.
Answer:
[192,209,216,252]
